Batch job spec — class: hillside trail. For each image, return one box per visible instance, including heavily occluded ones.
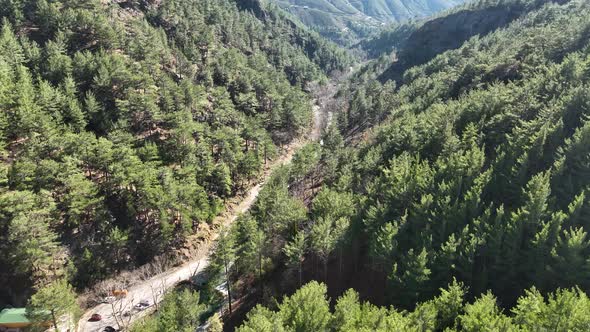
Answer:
[76,75,346,332]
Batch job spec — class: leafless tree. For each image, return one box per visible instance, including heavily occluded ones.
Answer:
[109,295,134,331]
[149,277,169,311]
[191,261,202,280]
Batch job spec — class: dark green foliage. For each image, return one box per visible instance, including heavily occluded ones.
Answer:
[0,0,350,306]
[331,0,590,312]
[239,281,590,331]
[376,0,570,82]
[208,0,590,328]
[210,227,237,314]
[129,288,208,332]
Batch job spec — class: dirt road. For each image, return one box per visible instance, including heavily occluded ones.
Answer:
[77,99,324,332]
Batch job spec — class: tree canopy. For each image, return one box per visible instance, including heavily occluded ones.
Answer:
[0,0,351,306]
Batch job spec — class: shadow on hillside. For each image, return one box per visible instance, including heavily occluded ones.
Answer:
[378,0,569,84]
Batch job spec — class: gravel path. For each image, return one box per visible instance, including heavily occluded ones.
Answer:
[77,97,325,332]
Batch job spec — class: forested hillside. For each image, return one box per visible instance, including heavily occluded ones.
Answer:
[333,0,590,310]
[238,281,590,331]
[194,0,590,330]
[361,0,571,78]
[273,0,466,45]
[0,0,350,307]
[4,0,590,330]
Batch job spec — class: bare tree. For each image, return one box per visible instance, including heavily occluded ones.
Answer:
[149,277,169,311]
[191,261,202,280]
[109,295,134,331]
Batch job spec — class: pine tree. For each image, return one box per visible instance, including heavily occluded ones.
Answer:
[43,31,72,84]
[236,306,285,332]
[459,292,513,331]
[332,289,363,331]
[278,281,332,332]
[62,76,86,131]
[283,231,307,286]
[0,18,24,67]
[210,162,233,198]
[26,279,80,332]
[549,227,590,290]
[238,217,267,292]
[106,226,129,268]
[370,220,401,274]
[207,313,223,332]
[61,172,102,227]
[390,248,431,308]
[1,191,61,280]
[497,171,552,300]
[310,217,337,281]
[432,278,466,330]
[211,228,237,314]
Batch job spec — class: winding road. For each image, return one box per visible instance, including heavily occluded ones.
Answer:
[77,94,329,332]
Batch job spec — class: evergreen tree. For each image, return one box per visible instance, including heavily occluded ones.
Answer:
[390,248,431,308]
[458,292,513,331]
[283,231,307,286]
[237,216,268,290]
[211,228,237,314]
[207,313,223,332]
[278,281,332,332]
[310,217,338,281]
[549,227,590,290]
[26,279,80,332]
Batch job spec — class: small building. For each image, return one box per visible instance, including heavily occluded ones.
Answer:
[0,308,31,332]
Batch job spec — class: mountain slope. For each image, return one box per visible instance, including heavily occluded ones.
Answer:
[183,0,590,330]
[0,0,350,307]
[335,0,590,310]
[273,0,467,45]
[376,0,572,82]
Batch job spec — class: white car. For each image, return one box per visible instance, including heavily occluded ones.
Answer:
[134,300,151,311]
[101,296,116,304]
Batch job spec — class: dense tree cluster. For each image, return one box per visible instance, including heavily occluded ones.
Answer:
[359,0,565,78]
[238,280,590,331]
[205,145,356,317]
[334,0,590,310]
[0,0,350,306]
[207,166,307,310]
[211,0,590,328]
[129,288,219,332]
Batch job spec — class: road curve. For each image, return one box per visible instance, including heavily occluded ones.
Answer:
[77,99,324,332]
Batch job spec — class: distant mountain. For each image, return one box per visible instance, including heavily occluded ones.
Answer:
[272,0,467,45]
[377,0,570,83]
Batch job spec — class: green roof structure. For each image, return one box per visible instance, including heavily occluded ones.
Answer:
[0,308,31,326]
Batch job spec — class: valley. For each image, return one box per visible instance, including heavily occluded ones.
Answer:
[273,0,467,44]
[77,74,339,332]
[2,0,590,331]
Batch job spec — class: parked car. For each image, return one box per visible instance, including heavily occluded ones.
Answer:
[134,303,146,311]
[103,326,117,332]
[139,299,150,307]
[89,313,102,322]
[101,296,116,304]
